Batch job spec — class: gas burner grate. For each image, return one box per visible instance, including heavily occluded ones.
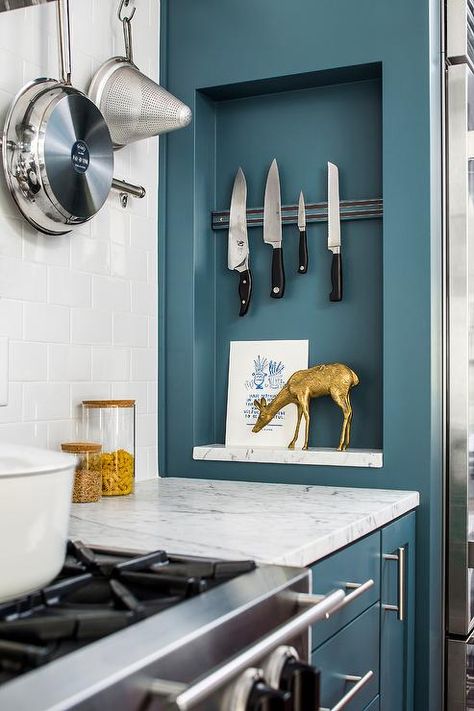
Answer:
[0,541,255,684]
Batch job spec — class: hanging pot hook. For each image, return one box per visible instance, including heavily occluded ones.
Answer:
[118,0,136,23]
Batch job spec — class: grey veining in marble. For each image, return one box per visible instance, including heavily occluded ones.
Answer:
[69,478,419,567]
[193,445,383,468]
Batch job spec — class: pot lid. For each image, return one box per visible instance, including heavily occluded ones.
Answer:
[43,92,114,219]
[0,443,77,478]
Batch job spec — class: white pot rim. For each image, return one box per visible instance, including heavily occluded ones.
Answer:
[0,443,77,478]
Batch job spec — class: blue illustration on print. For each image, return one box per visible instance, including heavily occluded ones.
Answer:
[248,355,268,390]
[245,356,285,391]
[268,360,285,389]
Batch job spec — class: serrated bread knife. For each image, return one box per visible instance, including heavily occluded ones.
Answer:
[328,161,342,301]
[228,167,252,316]
[263,158,285,298]
[297,190,308,274]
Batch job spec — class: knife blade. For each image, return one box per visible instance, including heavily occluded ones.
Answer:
[297,190,308,274]
[328,162,342,301]
[263,158,285,298]
[228,167,252,316]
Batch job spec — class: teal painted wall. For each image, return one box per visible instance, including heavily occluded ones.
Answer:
[159,1,443,709]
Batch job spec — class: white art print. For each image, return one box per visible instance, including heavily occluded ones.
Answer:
[225,340,309,448]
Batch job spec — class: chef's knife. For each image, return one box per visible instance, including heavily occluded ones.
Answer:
[263,159,285,298]
[297,190,308,274]
[328,162,342,301]
[228,167,252,316]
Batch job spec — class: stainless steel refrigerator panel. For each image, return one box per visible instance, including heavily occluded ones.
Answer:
[447,0,474,66]
[447,62,474,636]
[447,638,468,711]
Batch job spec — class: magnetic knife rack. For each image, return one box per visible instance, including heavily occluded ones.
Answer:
[211,197,383,231]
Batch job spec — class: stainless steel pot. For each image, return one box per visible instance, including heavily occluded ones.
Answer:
[0,443,76,602]
[1,0,114,235]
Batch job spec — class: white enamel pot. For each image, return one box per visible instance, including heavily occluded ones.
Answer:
[0,444,76,602]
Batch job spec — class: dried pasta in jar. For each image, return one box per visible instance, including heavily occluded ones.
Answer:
[82,400,135,497]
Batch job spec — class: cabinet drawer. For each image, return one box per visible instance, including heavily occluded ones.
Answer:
[363,695,380,710]
[311,530,380,648]
[312,603,379,711]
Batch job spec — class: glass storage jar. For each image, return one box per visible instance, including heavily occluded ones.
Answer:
[82,400,135,496]
[60,442,102,503]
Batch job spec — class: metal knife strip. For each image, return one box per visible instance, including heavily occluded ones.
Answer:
[213,198,382,230]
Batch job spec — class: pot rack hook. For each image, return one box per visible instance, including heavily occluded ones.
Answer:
[118,0,136,22]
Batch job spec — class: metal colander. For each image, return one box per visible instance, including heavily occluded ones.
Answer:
[89,0,192,149]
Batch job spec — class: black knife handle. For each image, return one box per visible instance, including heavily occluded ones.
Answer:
[271,247,285,298]
[238,268,252,316]
[329,252,342,302]
[298,229,308,274]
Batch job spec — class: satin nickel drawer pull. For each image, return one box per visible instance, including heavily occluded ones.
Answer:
[319,670,374,711]
[382,546,406,621]
[323,578,374,618]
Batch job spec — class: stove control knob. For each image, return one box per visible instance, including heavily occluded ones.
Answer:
[264,646,320,711]
[226,668,291,711]
[247,679,291,711]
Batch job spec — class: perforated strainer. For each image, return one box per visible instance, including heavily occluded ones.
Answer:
[88,0,192,149]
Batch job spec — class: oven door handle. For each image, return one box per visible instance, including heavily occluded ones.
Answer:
[145,588,345,710]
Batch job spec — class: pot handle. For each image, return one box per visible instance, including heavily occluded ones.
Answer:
[57,0,72,85]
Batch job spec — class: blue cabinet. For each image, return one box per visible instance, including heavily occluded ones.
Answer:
[311,530,380,647]
[310,511,415,710]
[380,512,416,711]
[312,603,379,710]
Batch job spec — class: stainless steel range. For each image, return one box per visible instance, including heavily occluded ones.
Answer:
[0,541,349,711]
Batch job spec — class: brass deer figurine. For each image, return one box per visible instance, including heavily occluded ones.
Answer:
[252,363,359,451]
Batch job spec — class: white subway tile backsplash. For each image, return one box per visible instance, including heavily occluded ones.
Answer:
[0,256,47,302]
[147,381,157,414]
[92,276,131,312]
[131,282,157,315]
[111,381,148,414]
[10,341,47,381]
[0,216,23,258]
[0,382,22,423]
[48,266,92,308]
[23,230,71,267]
[113,312,148,348]
[47,419,77,450]
[71,235,110,275]
[137,413,156,448]
[111,244,148,282]
[70,381,111,420]
[23,382,70,421]
[0,0,158,473]
[0,299,23,339]
[92,348,130,382]
[49,344,91,382]
[131,348,157,381]
[109,209,131,246]
[24,302,70,343]
[71,308,112,345]
[0,421,48,448]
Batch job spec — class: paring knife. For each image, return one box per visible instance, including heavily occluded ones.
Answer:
[228,167,252,316]
[327,161,342,301]
[297,190,308,274]
[263,158,285,298]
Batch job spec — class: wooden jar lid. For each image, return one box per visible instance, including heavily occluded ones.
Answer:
[82,399,135,408]
[61,442,102,453]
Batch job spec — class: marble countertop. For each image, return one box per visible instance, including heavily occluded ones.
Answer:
[69,478,419,567]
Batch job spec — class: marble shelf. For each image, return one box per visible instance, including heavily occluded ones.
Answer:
[192,444,383,468]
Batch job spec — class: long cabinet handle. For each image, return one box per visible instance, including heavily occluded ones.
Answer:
[146,588,345,710]
[326,578,374,617]
[307,578,374,619]
[382,546,406,621]
[319,670,374,711]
